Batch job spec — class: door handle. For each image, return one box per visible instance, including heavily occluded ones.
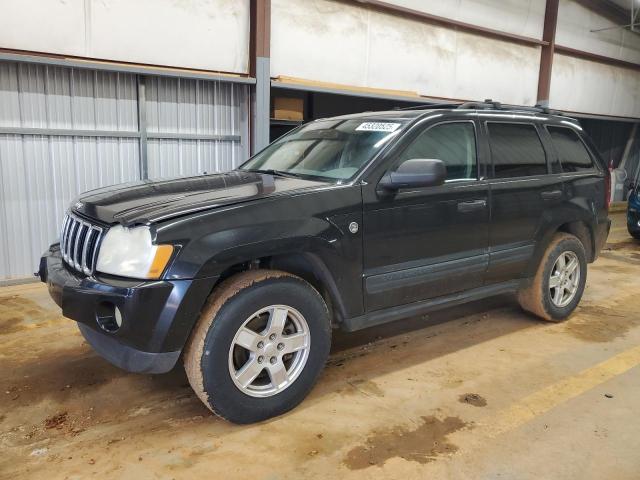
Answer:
[457,199,487,213]
[541,190,563,201]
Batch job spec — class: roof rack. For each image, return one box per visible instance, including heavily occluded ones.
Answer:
[457,98,562,115]
[396,98,565,116]
[396,102,463,111]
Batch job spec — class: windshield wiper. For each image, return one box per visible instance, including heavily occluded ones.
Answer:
[244,168,304,178]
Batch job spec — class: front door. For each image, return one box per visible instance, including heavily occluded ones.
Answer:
[362,119,490,312]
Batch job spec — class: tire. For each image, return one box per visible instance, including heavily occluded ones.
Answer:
[518,233,587,322]
[184,270,331,424]
[629,229,640,240]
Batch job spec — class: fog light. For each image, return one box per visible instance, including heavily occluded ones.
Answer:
[96,302,123,333]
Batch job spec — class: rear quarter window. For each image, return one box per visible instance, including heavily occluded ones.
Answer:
[546,126,595,173]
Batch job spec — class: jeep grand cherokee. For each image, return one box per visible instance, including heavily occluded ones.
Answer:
[39,102,611,423]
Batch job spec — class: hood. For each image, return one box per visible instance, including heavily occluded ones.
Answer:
[73,171,331,226]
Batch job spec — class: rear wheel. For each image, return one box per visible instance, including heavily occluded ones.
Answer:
[518,233,587,322]
[184,270,331,424]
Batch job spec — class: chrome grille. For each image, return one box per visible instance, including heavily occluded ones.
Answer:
[60,213,104,275]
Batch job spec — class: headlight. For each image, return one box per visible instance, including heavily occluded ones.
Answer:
[96,225,174,279]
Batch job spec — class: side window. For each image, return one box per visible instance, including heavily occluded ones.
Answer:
[487,123,548,178]
[398,122,477,181]
[547,126,595,172]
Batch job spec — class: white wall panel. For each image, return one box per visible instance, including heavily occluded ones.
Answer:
[0,0,250,74]
[556,0,640,64]
[271,0,540,105]
[0,0,86,57]
[384,0,546,39]
[550,54,640,118]
[90,0,249,73]
[272,0,370,88]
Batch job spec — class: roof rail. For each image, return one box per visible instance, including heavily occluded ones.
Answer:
[457,98,563,116]
[396,102,463,111]
[395,99,566,116]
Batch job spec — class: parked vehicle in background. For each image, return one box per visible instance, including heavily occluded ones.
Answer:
[628,178,640,239]
[39,101,611,424]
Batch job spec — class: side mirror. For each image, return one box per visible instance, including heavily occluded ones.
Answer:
[378,158,446,192]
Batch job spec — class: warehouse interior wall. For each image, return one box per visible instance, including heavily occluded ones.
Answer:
[1,0,640,282]
[550,53,640,118]
[0,0,251,74]
[556,0,640,63]
[381,0,546,39]
[270,0,541,105]
[550,0,640,119]
[0,61,249,282]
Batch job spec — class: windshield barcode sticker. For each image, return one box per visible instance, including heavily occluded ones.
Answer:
[355,122,401,132]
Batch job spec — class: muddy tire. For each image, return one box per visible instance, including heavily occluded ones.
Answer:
[184,270,331,424]
[518,233,587,322]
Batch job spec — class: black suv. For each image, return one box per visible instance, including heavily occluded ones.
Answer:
[39,102,611,423]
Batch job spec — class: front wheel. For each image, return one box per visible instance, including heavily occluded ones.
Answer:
[184,270,331,424]
[518,233,587,322]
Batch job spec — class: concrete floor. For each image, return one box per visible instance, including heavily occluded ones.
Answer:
[1,213,639,479]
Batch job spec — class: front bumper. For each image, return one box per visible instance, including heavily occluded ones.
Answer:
[39,244,217,373]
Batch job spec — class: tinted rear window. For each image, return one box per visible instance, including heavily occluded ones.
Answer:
[547,126,595,172]
[488,123,548,178]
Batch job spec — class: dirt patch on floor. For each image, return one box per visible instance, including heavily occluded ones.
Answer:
[565,305,639,343]
[0,344,116,410]
[459,393,487,407]
[598,251,640,265]
[604,239,639,252]
[0,295,63,333]
[342,379,385,398]
[343,415,469,469]
[44,411,68,430]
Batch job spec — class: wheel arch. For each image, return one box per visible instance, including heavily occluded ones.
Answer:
[527,218,595,277]
[209,252,348,327]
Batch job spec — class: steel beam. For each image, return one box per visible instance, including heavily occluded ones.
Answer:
[537,0,560,106]
[555,44,640,71]
[340,0,548,47]
[0,50,255,85]
[249,0,271,154]
[0,127,140,138]
[137,76,149,180]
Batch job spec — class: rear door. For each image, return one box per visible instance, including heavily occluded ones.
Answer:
[482,120,565,284]
[545,124,609,251]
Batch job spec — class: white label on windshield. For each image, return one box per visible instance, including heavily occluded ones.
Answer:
[355,122,401,132]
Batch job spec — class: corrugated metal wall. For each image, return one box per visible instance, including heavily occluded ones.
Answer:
[145,76,249,178]
[0,61,249,282]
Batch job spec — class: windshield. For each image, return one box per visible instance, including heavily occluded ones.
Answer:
[239,118,407,181]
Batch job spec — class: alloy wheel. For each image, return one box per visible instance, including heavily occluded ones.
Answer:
[228,305,310,398]
[549,251,580,308]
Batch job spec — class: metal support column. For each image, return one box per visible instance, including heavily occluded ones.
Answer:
[537,0,559,107]
[137,75,149,179]
[250,0,271,154]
